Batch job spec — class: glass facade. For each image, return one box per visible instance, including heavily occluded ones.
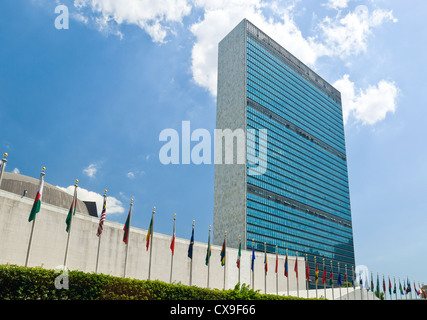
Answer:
[244,22,355,286]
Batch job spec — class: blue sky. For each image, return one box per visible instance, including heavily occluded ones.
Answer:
[1,0,426,286]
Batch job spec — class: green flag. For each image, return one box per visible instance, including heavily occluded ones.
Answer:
[205,231,211,265]
[65,187,77,232]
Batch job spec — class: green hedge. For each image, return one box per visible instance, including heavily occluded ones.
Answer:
[0,264,321,300]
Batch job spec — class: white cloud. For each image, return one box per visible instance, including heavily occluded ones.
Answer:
[324,0,351,10]
[83,163,98,178]
[318,5,398,58]
[334,74,399,125]
[57,185,125,215]
[74,0,192,42]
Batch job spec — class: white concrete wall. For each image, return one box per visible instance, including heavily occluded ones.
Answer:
[0,189,306,294]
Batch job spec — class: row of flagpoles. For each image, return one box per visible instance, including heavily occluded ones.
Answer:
[0,154,426,299]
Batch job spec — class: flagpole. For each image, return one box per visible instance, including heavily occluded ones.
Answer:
[276,246,279,295]
[330,260,334,300]
[352,266,355,300]
[64,180,78,269]
[207,226,211,288]
[25,167,45,268]
[238,235,241,285]
[296,251,299,298]
[306,254,309,299]
[0,153,8,187]
[345,265,349,300]
[338,262,341,300]
[315,256,318,299]
[252,240,256,291]
[286,248,289,296]
[223,231,227,290]
[264,242,267,294]
[95,190,107,274]
[170,213,176,284]
[148,206,156,280]
[323,258,327,299]
[123,199,133,278]
[189,220,195,286]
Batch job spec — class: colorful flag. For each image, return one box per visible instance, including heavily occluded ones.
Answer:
[406,279,411,293]
[251,245,256,272]
[205,231,211,266]
[264,252,268,273]
[383,277,386,293]
[96,195,107,237]
[188,227,194,259]
[220,238,226,266]
[236,241,241,269]
[376,275,380,294]
[315,262,319,284]
[123,206,131,245]
[371,274,374,292]
[338,273,342,286]
[170,232,175,255]
[294,256,298,279]
[146,216,153,251]
[306,260,310,282]
[28,173,45,222]
[284,254,288,277]
[329,269,333,286]
[399,282,404,295]
[275,251,278,274]
[322,266,327,284]
[389,278,392,295]
[65,187,78,233]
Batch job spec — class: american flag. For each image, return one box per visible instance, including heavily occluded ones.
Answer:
[97,196,106,236]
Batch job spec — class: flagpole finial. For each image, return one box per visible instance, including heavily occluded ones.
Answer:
[209,225,211,229]
[153,206,156,211]
[75,179,79,185]
[104,189,107,195]
[3,153,7,158]
[130,198,134,203]
[174,213,176,217]
[42,167,46,172]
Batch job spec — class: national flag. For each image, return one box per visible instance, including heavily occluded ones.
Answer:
[389,278,392,295]
[236,241,241,269]
[329,269,333,286]
[275,251,278,274]
[393,281,396,295]
[294,256,298,279]
[123,206,131,245]
[220,238,226,266]
[251,245,256,272]
[96,195,107,237]
[376,275,380,294]
[406,279,411,293]
[65,187,77,233]
[414,283,419,296]
[205,231,211,266]
[28,173,45,222]
[264,252,268,273]
[170,231,175,255]
[399,282,404,295]
[383,277,386,293]
[371,274,374,292]
[284,254,288,277]
[188,227,194,259]
[146,216,153,251]
[315,262,319,284]
[338,273,342,286]
[306,260,310,282]
[322,267,327,284]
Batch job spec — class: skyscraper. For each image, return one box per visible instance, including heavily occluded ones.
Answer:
[213,19,355,284]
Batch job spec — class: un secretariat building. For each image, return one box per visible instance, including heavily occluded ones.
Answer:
[213,19,355,285]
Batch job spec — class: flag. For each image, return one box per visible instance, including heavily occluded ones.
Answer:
[406,279,411,293]
[306,260,310,282]
[393,281,396,295]
[414,283,419,296]
[376,275,380,294]
[264,252,268,273]
[146,216,153,251]
[322,267,327,284]
[65,187,77,233]
[205,231,211,266]
[220,238,226,266]
[399,282,404,295]
[28,173,45,222]
[294,256,298,279]
[236,241,241,269]
[96,195,107,237]
[275,251,278,274]
[329,269,333,286]
[389,278,392,295]
[251,245,256,272]
[123,206,131,245]
[338,273,341,286]
[284,254,288,277]
[315,262,319,284]
[383,277,386,293]
[371,274,374,292]
[170,232,175,255]
[188,227,194,259]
